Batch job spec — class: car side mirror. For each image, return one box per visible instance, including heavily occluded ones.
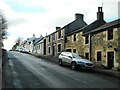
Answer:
[68,56,72,59]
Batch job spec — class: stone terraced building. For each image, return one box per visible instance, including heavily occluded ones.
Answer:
[88,19,120,69]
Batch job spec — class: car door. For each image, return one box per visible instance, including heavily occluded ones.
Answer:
[67,53,73,64]
[61,53,66,63]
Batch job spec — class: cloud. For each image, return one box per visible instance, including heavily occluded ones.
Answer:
[3,35,17,50]
[8,18,29,27]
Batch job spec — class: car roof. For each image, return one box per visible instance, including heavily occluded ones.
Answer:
[61,52,76,54]
[61,52,76,56]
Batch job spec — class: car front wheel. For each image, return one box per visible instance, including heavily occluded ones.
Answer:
[71,62,76,70]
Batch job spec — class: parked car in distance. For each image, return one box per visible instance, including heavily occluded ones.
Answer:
[21,48,29,53]
[58,52,94,70]
[19,48,29,53]
[19,48,23,52]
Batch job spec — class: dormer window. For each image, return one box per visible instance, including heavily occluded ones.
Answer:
[108,29,113,40]
[85,35,89,44]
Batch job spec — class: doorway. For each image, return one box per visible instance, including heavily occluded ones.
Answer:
[107,52,114,69]
[52,46,55,56]
[43,39,46,55]
[97,51,101,61]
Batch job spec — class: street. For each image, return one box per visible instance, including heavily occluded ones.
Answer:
[3,51,119,88]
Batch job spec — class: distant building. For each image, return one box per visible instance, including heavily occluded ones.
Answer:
[25,34,36,53]
[33,35,44,54]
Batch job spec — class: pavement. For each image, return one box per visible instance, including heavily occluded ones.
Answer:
[31,53,120,79]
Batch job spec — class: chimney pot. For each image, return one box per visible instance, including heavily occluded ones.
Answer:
[97,7,104,20]
[56,27,61,31]
[75,13,84,20]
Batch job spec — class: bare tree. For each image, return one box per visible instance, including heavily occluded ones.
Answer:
[0,10,8,86]
[0,10,8,47]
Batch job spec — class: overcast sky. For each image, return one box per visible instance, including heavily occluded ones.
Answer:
[0,0,119,50]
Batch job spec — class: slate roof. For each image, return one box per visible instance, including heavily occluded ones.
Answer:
[27,37,35,43]
[34,35,44,45]
[64,19,87,35]
[46,15,87,36]
[64,27,83,36]
[82,19,106,35]
[88,18,120,34]
[66,19,106,36]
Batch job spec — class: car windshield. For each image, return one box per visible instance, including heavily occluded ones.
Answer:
[72,53,86,59]
[72,53,82,59]
[79,55,86,59]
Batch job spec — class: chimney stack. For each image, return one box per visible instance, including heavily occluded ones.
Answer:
[56,27,61,31]
[75,13,84,20]
[97,7,104,20]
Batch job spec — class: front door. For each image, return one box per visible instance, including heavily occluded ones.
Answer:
[43,39,46,55]
[107,52,114,69]
[52,46,55,56]
[97,51,101,61]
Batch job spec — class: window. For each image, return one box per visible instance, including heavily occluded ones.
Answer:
[37,45,39,49]
[39,45,41,49]
[85,35,89,44]
[107,51,114,69]
[58,44,61,52]
[97,51,101,61]
[58,30,61,39]
[73,34,76,41]
[29,42,31,45]
[85,53,89,59]
[73,49,76,53]
[48,35,51,42]
[108,29,113,40]
[48,47,50,53]
[65,37,67,43]
[52,33,55,41]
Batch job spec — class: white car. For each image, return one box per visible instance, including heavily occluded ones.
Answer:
[58,52,94,70]
[21,48,29,53]
[19,48,23,52]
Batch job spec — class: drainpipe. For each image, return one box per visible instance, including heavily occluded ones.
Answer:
[63,36,65,51]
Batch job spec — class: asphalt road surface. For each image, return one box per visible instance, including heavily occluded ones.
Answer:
[3,51,119,88]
